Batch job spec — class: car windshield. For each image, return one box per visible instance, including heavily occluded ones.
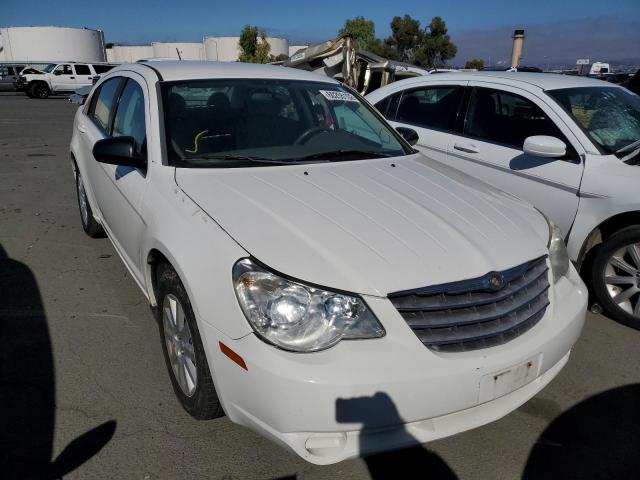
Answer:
[161,78,409,167]
[41,64,57,73]
[548,86,640,156]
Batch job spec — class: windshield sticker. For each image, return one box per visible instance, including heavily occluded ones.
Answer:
[319,90,358,103]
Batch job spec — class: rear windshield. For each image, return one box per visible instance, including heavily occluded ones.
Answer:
[161,78,408,167]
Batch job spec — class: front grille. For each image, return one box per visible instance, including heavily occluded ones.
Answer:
[389,256,549,352]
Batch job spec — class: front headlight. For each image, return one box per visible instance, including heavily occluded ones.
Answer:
[233,259,385,352]
[545,217,570,282]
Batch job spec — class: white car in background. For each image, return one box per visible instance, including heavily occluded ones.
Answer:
[19,62,116,98]
[367,72,640,329]
[70,61,586,464]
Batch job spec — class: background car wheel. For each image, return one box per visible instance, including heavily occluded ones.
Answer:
[156,263,224,420]
[75,169,104,238]
[591,226,640,330]
[30,83,50,99]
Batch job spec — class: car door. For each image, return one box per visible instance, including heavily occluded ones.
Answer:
[447,83,585,236]
[375,81,467,165]
[79,74,149,283]
[51,64,76,91]
[0,66,18,91]
[72,64,95,88]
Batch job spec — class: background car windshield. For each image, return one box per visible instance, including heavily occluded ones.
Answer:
[548,87,640,155]
[162,79,408,166]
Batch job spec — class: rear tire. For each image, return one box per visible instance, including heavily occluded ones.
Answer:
[591,226,640,330]
[156,263,224,420]
[75,169,104,238]
[30,82,50,99]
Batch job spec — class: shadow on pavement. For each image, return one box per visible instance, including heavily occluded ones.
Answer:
[0,244,116,479]
[337,392,457,480]
[523,384,640,480]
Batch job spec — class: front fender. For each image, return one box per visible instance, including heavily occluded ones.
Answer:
[141,166,252,340]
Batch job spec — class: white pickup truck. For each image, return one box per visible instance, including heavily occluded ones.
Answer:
[19,62,116,98]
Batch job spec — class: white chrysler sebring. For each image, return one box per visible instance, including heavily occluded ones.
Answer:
[70,61,587,464]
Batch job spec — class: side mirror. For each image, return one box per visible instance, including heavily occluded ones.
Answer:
[92,136,145,169]
[523,135,566,158]
[396,127,419,146]
[53,70,62,76]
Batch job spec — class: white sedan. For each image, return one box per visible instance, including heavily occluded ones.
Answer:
[367,72,640,329]
[70,61,586,464]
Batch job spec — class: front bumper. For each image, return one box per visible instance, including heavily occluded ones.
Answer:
[200,266,587,465]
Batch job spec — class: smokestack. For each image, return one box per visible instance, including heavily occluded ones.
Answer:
[511,29,525,68]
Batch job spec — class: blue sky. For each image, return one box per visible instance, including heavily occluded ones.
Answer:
[3,0,639,63]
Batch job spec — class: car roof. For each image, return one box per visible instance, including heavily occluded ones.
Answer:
[410,71,612,91]
[122,60,340,84]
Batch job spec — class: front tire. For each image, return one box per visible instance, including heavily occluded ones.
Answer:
[591,226,640,329]
[75,170,104,238]
[30,82,50,99]
[156,263,224,420]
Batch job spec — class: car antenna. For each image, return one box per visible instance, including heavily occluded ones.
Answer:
[176,48,182,61]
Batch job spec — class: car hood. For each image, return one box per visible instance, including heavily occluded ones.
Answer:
[175,154,549,297]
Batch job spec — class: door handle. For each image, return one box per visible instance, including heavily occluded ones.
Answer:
[78,124,87,133]
[70,76,75,79]
[453,143,479,154]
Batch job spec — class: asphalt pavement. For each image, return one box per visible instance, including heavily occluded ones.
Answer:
[1,92,639,480]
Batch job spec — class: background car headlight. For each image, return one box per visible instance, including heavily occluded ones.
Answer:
[546,218,570,282]
[233,259,385,352]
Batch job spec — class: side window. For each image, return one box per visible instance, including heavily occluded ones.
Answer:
[374,96,391,116]
[54,64,73,75]
[90,77,123,133]
[396,86,462,131]
[112,79,146,155]
[74,64,91,75]
[93,65,115,74]
[464,88,568,151]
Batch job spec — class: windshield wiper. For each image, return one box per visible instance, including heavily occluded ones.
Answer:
[180,154,292,166]
[616,139,640,155]
[293,149,393,162]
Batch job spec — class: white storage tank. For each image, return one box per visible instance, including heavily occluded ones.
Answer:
[265,37,288,58]
[151,42,203,60]
[0,26,106,62]
[110,45,154,63]
[204,36,241,61]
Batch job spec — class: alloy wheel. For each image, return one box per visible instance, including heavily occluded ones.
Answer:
[604,243,640,318]
[162,293,198,396]
[77,174,89,227]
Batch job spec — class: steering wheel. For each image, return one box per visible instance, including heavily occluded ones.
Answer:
[293,127,332,145]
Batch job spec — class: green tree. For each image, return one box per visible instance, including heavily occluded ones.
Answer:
[254,35,272,64]
[238,26,280,63]
[415,16,457,68]
[368,15,458,68]
[338,16,376,50]
[386,15,424,63]
[464,58,484,70]
[239,25,259,62]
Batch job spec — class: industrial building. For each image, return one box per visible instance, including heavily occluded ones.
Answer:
[0,26,106,62]
[1,25,301,64]
[110,36,290,63]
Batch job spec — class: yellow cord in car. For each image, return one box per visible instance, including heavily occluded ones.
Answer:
[185,130,209,154]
